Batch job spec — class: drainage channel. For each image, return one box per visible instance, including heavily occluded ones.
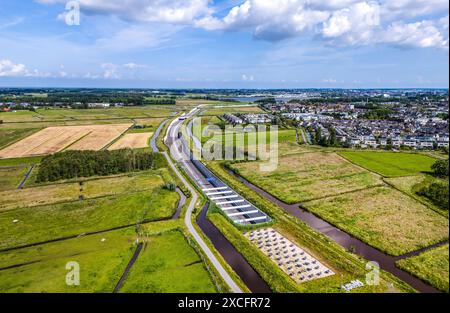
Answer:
[226,168,442,293]
[196,203,271,293]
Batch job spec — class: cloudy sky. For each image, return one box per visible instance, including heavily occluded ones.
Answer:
[0,0,448,88]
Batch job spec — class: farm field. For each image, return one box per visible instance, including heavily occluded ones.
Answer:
[0,128,40,149]
[385,175,448,216]
[120,231,216,293]
[396,244,449,293]
[0,124,132,158]
[202,105,263,116]
[230,151,382,203]
[339,151,436,177]
[0,107,176,124]
[0,171,164,212]
[0,187,179,250]
[66,124,132,151]
[0,166,29,191]
[0,228,136,292]
[303,186,449,256]
[108,132,152,150]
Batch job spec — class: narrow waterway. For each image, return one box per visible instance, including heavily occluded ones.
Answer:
[196,203,272,293]
[226,168,444,293]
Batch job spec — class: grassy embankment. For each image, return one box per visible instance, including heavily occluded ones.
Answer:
[397,244,449,293]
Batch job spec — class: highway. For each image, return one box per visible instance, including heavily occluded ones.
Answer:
[161,109,243,293]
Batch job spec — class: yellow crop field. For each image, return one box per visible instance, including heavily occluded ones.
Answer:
[108,132,153,150]
[0,124,131,158]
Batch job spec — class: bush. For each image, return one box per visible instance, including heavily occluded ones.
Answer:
[432,159,449,177]
[162,182,177,191]
[417,181,449,210]
[36,149,167,182]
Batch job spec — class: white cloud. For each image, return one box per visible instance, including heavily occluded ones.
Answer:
[36,0,450,49]
[0,59,52,77]
[381,19,448,48]
[37,0,212,24]
[242,74,254,81]
[322,78,338,83]
[0,59,28,77]
[196,0,448,48]
[322,1,380,45]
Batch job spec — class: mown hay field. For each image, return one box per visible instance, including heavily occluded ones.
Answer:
[108,132,152,150]
[66,124,132,151]
[303,186,449,256]
[0,124,131,158]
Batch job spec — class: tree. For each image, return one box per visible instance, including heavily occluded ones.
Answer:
[314,127,322,145]
[328,128,338,147]
[432,159,449,177]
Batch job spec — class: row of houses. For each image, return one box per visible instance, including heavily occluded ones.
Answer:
[346,136,448,149]
[223,113,274,125]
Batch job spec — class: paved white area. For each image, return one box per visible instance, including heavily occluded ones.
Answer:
[245,228,334,284]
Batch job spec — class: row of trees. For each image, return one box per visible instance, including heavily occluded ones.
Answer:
[416,159,449,211]
[143,98,176,105]
[311,127,340,147]
[417,181,449,210]
[36,149,166,182]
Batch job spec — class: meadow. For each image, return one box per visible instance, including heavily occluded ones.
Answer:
[303,186,449,256]
[120,231,216,293]
[0,171,165,212]
[230,151,382,203]
[0,187,179,250]
[0,228,136,292]
[0,166,29,191]
[338,151,436,177]
[385,175,449,217]
[396,244,449,293]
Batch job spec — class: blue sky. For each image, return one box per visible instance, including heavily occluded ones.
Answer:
[0,0,448,88]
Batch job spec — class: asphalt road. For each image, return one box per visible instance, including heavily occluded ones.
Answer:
[159,113,243,293]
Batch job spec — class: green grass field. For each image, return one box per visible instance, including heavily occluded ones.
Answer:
[0,228,136,292]
[0,166,29,191]
[0,188,179,250]
[0,171,165,212]
[396,244,449,292]
[339,151,436,177]
[120,231,216,293]
[303,186,449,256]
[201,105,263,116]
[0,107,176,125]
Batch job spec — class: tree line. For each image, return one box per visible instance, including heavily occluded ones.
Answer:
[36,149,167,182]
[417,159,449,211]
